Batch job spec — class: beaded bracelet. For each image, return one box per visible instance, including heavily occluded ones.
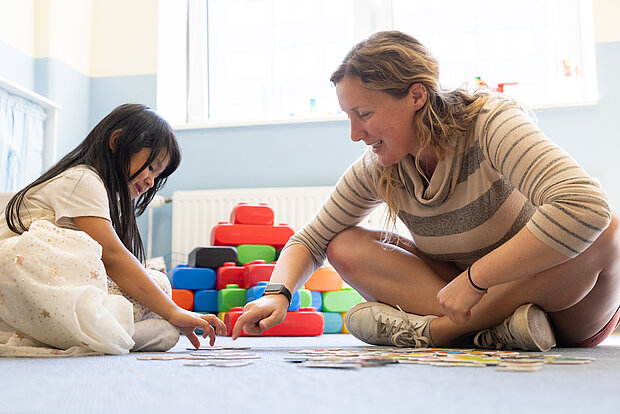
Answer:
[467,266,488,293]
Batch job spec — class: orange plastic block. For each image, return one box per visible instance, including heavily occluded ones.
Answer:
[304,266,343,292]
[241,260,276,288]
[225,307,324,336]
[216,262,245,290]
[341,313,349,334]
[230,203,274,225]
[210,222,294,249]
[172,289,194,310]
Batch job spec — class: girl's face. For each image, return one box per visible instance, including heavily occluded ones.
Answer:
[127,147,169,200]
[336,76,426,167]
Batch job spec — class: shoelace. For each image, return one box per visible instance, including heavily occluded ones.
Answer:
[375,306,430,348]
[473,318,516,350]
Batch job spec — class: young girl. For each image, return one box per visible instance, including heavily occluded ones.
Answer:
[0,103,225,356]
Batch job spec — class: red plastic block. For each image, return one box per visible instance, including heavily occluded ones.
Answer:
[216,262,245,290]
[230,203,274,225]
[172,289,194,310]
[225,307,324,336]
[242,260,275,287]
[304,266,343,292]
[241,260,276,288]
[210,222,294,249]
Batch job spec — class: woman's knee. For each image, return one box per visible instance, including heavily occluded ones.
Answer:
[326,227,377,273]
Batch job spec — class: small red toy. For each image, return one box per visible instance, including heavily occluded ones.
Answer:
[210,222,294,248]
[230,203,275,225]
[225,307,324,336]
[216,262,245,290]
[241,260,276,288]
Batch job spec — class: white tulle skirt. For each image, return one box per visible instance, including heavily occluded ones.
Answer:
[0,220,136,356]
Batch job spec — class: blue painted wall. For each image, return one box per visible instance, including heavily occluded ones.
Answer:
[1,39,619,266]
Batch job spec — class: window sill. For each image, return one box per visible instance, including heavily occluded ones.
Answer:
[172,98,598,131]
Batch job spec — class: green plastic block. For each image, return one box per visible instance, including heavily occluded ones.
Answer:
[299,288,313,308]
[236,244,276,265]
[217,284,247,312]
[321,288,364,312]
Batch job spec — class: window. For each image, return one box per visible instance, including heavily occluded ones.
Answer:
[157,0,597,127]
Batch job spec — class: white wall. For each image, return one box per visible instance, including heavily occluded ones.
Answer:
[594,0,620,42]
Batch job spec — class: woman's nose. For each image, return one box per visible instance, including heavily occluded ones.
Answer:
[144,175,154,189]
[350,121,366,142]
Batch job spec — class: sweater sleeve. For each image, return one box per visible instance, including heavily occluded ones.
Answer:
[478,96,611,257]
[284,151,384,270]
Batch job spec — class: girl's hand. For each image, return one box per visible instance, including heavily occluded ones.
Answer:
[231,295,289,339]
[167,309,227,348]
[436,271,486,325]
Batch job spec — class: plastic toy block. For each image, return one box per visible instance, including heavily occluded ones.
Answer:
[170,265,216,290]
[299,288,312,308]
[322,312,344,334]
[321,288,365,313]
[310,290,323,311]
[216,262,245,290]
[188,246,237,268]
[194,289,218,312]
[242,260,276,288]
[217,284,247,312]
[341,313,350,334]
[304,266,343,292]
[236,244,276,265]
[225,307,324,336]
[230,203,274,225]
[210,222,295,249]
[217,312,226,322]
[245,281,301,311]
[172,289,194,310]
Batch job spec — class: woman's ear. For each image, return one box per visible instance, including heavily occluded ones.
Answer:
[409,83,427,110]
[108,129,123,152]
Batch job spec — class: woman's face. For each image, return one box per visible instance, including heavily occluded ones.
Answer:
[127,147,169,200]
[336,77,425,167]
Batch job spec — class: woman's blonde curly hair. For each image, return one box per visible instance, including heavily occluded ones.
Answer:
[331,30,489,232]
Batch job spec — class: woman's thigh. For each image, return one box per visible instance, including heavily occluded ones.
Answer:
[326,226,460,316]
[546,213,620,344]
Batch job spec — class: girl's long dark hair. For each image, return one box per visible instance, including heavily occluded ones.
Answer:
[5,103,181,263]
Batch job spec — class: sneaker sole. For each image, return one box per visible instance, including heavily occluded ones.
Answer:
[511,304,556,351]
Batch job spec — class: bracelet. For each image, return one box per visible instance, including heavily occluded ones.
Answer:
[467,266,488,293]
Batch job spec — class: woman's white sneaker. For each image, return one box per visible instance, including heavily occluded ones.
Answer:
[472,303,556,351]
[344,302,437,347]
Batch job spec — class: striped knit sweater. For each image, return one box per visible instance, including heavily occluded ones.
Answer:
[287,94,611,271]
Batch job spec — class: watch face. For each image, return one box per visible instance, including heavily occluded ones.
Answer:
[264,283,284,294]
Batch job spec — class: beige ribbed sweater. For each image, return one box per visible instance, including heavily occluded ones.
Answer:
[287,95,611,271]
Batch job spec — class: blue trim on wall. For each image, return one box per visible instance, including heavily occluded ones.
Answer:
[0,41,35,90]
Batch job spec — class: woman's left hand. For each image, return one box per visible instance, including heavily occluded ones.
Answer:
[436,271,486,325]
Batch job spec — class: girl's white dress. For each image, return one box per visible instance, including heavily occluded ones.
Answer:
[0,166,174,356]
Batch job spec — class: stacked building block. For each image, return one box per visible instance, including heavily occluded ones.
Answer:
[169,202,365,336]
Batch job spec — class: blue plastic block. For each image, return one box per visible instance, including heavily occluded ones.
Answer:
[311,290,323,311]
[322,312,343,334]
[245,281,301,311]
[194,289,218,312]
[170,265,216,290]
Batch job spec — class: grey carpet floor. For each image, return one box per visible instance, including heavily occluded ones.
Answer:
[2,333,620,414]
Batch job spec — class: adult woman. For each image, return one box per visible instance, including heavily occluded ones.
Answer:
[232,31,620,351]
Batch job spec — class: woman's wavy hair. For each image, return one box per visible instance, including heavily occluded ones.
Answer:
[5,103,181,262]
[331,30,489,230]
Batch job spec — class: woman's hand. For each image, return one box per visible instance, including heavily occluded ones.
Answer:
[436,270,486,325]
[167,309,227,348]
[231,295,290,339]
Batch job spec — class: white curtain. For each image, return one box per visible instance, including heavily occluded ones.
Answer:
[0,89,46,192]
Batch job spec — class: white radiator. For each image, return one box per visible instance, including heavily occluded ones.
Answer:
[170,186,407,267]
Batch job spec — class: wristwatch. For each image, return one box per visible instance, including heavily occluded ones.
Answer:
[262,283,292,306]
